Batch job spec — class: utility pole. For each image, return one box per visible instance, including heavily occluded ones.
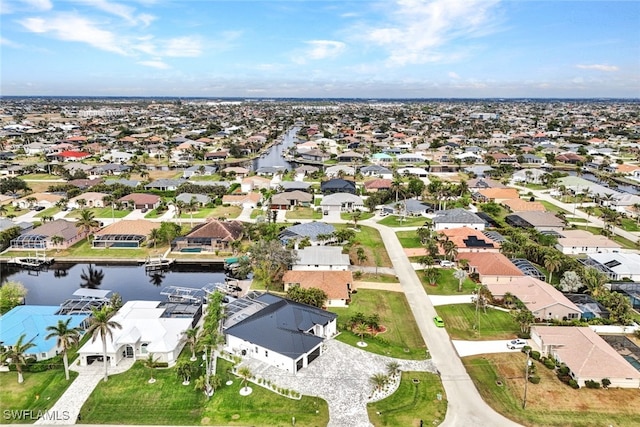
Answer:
[522,349,531,409]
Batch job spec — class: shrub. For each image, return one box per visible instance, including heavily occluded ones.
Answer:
[602,378,611,389]
[544,358,556,369]
[585,380,601,389]
[557,365,570,376]
[568,379,580,389]
[528,375,541,384]
[531,350,541,361]
[521,345,532,354]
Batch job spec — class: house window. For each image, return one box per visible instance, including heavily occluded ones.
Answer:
[41,352,47,359]
[141,343,148,354]
[255,346,258,353]
[265,350,268,358]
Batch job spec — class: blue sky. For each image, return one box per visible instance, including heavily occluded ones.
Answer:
[1,0,639,98]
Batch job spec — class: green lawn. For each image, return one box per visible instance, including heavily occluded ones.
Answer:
[34,206,61,218]
[355,273,399,283]
[335,224,393,268]
[584,226,638,249]
[435,304,520,340]
[19,173,61,180]
[419,268,477,295]
[0,370,79,424]
[539,200,570,214]
[330,289,427,360]
[179,209,216,219]
[396,230,422,248]
[620,218,640,232]
[286,207,323,220]
[341,212,375,221]
[367,371,447,427]
[81,359,329,426]
[464,353,640,427]
[377,215,429,227]
[65,207,129,219]
[0,239,172,260]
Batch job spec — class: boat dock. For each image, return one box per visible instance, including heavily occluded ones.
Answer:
[8,253,54,271]
[142,256,175,271]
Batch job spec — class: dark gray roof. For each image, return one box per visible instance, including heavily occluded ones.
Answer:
[224,294,336,359]
[103,178,140,187]
[279,222,335,242]
[433,208,485,224]
[360,165,392,174]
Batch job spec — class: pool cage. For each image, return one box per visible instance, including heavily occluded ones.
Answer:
[10,234,47,249]
[92,234,146,248]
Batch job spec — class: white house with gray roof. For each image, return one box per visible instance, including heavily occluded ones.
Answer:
[433,208,486,231]
[279,222,335,245]
[292,246,350,271]
[320,193,365,213]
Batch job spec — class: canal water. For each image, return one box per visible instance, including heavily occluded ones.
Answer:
[251,126,299,171]
[0,262,227,306]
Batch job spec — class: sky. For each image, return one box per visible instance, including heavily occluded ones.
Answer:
[1,0,639,98]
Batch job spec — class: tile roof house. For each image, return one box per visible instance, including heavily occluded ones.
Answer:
[283,270,353,307]
[221,192,261,208]
[438,227,501,253]
[13,192,63,210]
[530,326,640,389]
[10,219,88,250]
[118,193,161,210]
[364,179,392,192]
[505,211,565,232]
[458,252,524,284]
[46,150,91,162]
[502,198,546,212]
[92,220,159,248]
[474,188,521,203]
[292,246,351,271]
[68,192,109,209]
[223,293,337,373]
[555,229,621,255]
[433,208,486,231]
[241,176,271,193]
[173,219,243,252]
[270,190,313,210]
[486,276,582,321]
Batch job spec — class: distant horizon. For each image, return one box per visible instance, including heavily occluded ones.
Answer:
[2,1,638,98]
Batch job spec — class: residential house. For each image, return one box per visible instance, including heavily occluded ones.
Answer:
[298,148,330,163]
[144,179,186,191]
[68,192,109,209]
[438,227,500,253]
[382,199,433,216]
[433,208,486,231]
[78,300,195,368]
[278,181,312,192]
[565,294,610,320]
[13,193,63,210]
[505,211,565,232]
[223,293,337,373]
[118,193,161,210]
[530,326,640,388]
[325,165,355,178]
[89,163,130,177]
[396,167,429,177]
[46,150,91,162]
[364,179,392,193]
[473,188,520,203]
[502,199,546,212]
[283,270,352,307]
[292,246,351,271]
[458,252,524,284]
[183,165,216,179]
[221,192,261,208]
[511,168,546,184]
[467,178,507,190]
[172,219,243,252]
[10,219,88,250]
[241,176,271,193]
[337,151,364,163]
[320,193,365,214]
[584,253,640,281]
[486,276,581,321]
[175,193,211,206]
[92,220,159,248]
[270,191,313,210]
[222,167,250,179]
[359,165,393,179]
[0,306,88,361]
[204,151,228,162]
[371,153,394,165]
[320,179,356,195]
[555,229,621,255]
[279,222,336,246]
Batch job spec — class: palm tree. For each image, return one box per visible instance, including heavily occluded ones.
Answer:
[423,266,439,287]
[176,360,193,385]
[543,253,562,284]
[386,361,401,378]
[0,204,7,217]
[76,209,99,242]
[80,264,105,289]
[351,210,362,229]
[354,322,369,346]
[454,268,467,293]
[184,328,199,361]
[50,235,64,252]
[370,373,389,393]
[356,247,367,265]
[237,366,253,393]
[142,353,159,383]
[2,334,36,383]
[148,228,162,249]
[86,306,122,382]
[45,319,81,381]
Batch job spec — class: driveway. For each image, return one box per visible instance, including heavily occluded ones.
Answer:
[237,339,436,427]
[362,219,521,427]
[452,340,525,357]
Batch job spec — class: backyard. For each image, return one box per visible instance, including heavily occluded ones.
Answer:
[464,353,640,427]
[330,289,427,360]
[435,304,520,340]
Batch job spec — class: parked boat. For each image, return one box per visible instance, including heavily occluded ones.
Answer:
[143,256,174,271]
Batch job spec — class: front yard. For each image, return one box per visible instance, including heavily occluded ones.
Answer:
[330,289,427,360]
[464,352,640,427]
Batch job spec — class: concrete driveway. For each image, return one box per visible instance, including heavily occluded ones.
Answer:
[452,340,526,357]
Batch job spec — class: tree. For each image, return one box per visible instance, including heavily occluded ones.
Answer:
[354,322,369,346]
[50,235,64,252]
[45,319,81,381]
[600,291,633,324]
[370,373,389,393]
[558,271,583,293]
[1,334,36,383]
[184,328,199,361]
[248,239,298,291]
[142,353,160,383]
[238,366,253,393]
[176,360,193,385]
[543,253,562,284]
[356,247,367,265]
[76,209,99,242]
[351,210,362,229]
[148,228,162,249]
[0,280,28,314]
[454,268,467,293]
[86,306,122,382]
[285,285,327,308]
[423,266,439,287]
[386,361,401,378]
[511,309,535,336]
[582,268,607,298]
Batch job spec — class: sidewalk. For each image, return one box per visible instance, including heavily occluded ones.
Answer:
[35,358,135,425]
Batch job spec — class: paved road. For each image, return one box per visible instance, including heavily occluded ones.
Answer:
[363,219,521,427]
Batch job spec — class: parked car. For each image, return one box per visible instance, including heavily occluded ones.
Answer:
[439,260,455,268]
[33,206,45,211]
[507,339,527,349]
[433,316,445,328]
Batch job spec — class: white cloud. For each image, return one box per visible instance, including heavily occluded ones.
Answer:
[164,36,202,57]
[20,14,127,55]
[293,40,346,64]
[20,0,52,11]
[75,0,155,27]
[360,0,502,66]
[576,64,619,72]
[448,71,460,79]
[138,60,169,69]
[0,36,23,48]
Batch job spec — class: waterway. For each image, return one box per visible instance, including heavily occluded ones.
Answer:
[0,262,226,306]
[251,126,299,171]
